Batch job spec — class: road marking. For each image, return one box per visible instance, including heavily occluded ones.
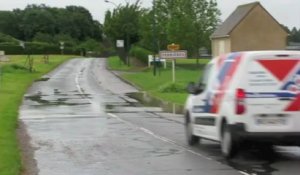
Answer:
[107,113,211,159]
[75,72,84,94]
[75,65,93,104]
[239,171,255,175]
[107,113,250,175]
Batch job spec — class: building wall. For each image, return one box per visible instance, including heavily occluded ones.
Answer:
[211,37,231,57]
[231,5,287,52]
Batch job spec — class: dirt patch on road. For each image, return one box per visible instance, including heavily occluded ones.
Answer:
[17,121,39,175]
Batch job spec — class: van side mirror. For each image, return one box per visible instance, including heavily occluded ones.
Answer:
[186,82,204,95]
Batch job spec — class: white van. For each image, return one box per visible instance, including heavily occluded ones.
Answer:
[185,51,300,158]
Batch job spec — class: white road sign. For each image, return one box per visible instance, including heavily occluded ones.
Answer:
[159,50,187,59]
[116,40,124,48]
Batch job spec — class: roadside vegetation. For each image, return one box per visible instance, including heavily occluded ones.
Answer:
[0,55,76,175]
[107,56,131,71]
[0,5,107,56]
[108,56,210,104]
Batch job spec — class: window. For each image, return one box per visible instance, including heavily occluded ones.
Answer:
[198,64,212,90]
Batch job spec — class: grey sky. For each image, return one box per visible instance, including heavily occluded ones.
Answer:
[0,0,299,29]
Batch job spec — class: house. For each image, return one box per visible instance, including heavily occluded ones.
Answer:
[211,2,288,57]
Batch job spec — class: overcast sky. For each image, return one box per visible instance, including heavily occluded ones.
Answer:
[0,0,299,29]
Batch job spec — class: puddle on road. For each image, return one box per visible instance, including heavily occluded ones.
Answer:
[225,148,278,175]
[25,89,92,106]
[104,92,183,114]
[25,94,90,106]
[126,92,184,114]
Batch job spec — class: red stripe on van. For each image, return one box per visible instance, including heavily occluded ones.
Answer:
[285,94,300,111]
[258,59,298,81]
[217,54,227,68]
[211,54,243,113]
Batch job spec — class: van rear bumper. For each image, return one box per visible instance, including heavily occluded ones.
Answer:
[229,123,300,146]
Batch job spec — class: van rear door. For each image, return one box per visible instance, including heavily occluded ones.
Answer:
[244,52,300,132]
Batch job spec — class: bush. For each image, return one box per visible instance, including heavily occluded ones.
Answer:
[158,82,187,93]
[0,33,19,43]
[129,45,153,63]
[76,39,103,56]
[25,42,59,54]
[0,42,80,55]
[0,43,24,54]
[1,64,28,73]
[33,33,55,43]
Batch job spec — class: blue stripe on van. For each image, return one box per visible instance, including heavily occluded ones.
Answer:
[217,53,240,83]
[246,92,296,98]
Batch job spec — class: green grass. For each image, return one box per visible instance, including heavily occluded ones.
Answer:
[0,55,77,175]
[120,58,210,105]
[107,56,131,71]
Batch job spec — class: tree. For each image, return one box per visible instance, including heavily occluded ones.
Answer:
[289,27,300,42]
[33,32,55,43]
[104,0,143,51]
[139,0,220,55]
[0,4,103,43]
[20,4,56,40]
[0,11,21,39]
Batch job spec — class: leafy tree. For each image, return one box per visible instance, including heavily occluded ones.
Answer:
[104,0,143,51]
[0,4,103,43]
[54,33,78,47]
[139,0,220,55]
[0,11,21,39]
[33,32,55,43]
[20,4,56,40]
[77,38,103,53]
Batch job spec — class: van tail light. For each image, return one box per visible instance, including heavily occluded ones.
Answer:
[235,88,246,115]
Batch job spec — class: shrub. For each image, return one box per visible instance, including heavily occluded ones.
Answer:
[129,45,153,63]
[0,43,24,54]
[1,64,28,73]
[33,33,55,43]
[0,33,19,43]
[158,82,187,93]
[0,42,80,55]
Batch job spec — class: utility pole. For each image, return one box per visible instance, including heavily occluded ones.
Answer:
[152,0,159,76]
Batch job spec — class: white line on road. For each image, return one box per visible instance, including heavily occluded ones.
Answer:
[75,72,84,94]
[75,67,93,104]
[107,113,250,175]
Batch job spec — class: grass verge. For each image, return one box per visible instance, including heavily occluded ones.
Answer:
[107,56,131,71]
[108,56,210,105]
[0,55,77,175]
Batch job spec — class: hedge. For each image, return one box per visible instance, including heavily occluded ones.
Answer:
[0,33,19,43]
[0,42,80,55]
[129,45,153,63]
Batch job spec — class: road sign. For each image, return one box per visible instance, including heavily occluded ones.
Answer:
[167,43,180,51]
[116,40,124,48]
[159,50,188,83]
[159,50,187,59]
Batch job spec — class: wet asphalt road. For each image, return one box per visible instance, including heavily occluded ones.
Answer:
[19,58,300,175]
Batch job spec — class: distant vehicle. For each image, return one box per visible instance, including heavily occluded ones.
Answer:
[184,51,300,158]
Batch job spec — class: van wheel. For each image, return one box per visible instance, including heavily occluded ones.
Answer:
[185,115,199,146]
[221,123,238,159]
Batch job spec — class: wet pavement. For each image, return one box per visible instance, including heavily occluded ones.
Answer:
[19,58,300,175]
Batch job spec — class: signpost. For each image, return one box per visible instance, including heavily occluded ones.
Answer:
[60,41,65,55]
[116,40,124,48]
[159,49,187,82]
[159,50,187,59]
[167,43,180,51]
